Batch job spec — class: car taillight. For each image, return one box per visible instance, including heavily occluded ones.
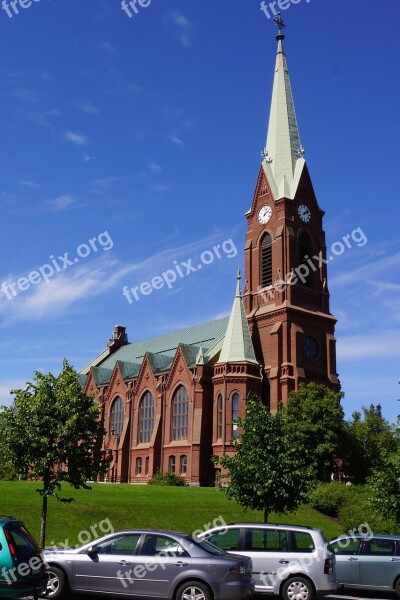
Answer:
[324,558,333,575]
[231,564,249,575]
[4,530,17,558]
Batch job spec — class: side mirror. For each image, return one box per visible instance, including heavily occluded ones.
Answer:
[86,546,97,555]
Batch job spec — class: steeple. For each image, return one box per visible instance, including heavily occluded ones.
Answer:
[262,14,305,200]
[218,271,258,365]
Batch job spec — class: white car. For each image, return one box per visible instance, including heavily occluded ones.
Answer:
[199,522,337,600]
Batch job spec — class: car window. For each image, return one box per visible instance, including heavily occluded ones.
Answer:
[203,528,240,551]
[189,538,226,556]
[139,535,189,557]
[291,531,315,553]
[243,529,288,552]
[6,526,40,561]
[329,538,361,555]
[363,539,396,556]
[95,534,141,555]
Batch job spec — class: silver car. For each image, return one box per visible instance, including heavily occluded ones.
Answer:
[199,523,337,600]
[42,529,253,600]
[329,533,400,597]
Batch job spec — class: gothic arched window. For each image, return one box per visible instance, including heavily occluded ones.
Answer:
[299,232,313,287]
[217,394,223,440]
[232,393,240,439]
[138,391,155,444]
[171,386,189,441]
[110,397,124,440]
[261,233,273,288]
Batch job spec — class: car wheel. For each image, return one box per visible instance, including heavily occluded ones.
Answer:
[175,580,211,600]
[43,566,67,599]
[395,577,400,599]
[282,576,314,600]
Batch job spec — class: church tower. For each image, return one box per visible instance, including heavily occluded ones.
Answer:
[243,17,340,411]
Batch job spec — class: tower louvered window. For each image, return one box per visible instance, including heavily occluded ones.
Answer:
[261,234,273,287]
[299,232,313,287]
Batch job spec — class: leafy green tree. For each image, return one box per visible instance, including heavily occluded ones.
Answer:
[368,416,400,525]
[0,360,107,547]
[285,383,345,480]
[215,397,314,523]
[343,404,396,484]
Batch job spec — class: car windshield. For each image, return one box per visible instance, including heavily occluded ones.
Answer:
[189,537,226,556]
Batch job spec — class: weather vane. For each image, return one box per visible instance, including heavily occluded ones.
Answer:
[273,13,286,35]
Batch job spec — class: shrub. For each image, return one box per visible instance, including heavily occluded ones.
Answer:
[309,482,350,518]
[148,470,186,487]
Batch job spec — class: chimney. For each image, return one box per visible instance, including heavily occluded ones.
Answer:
[107,325,128,354]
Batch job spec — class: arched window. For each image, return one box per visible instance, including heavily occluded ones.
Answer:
[171,386,189,440]
[145,456,149,476]
[232,393,239,439]
[299,232,313,287]
[217,394,223,440]
[180,455,187,475]
[110,397,124,440]
[261,233,273,288]
[135,457,142,475]
[169,455,176,473]
[138,391,155,444]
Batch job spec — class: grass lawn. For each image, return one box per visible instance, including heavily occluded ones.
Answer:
[0,481,344,547]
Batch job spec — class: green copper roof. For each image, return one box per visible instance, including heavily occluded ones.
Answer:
[218,273,258,365]
[92,367,114,387]
[87,317,229,376]
[263,33,305,200]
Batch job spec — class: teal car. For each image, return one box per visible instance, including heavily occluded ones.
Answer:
[0,515,48,599]
[329,534,400,597]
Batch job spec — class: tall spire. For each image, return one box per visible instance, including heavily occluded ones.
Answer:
[218,270,258,365]
[262,15,305,200]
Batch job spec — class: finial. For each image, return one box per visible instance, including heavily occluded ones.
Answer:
[237,267,241,281]
[273,12,286,40]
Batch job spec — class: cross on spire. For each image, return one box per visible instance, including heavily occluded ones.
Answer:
[273,12,286,35]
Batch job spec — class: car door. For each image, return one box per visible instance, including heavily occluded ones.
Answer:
[72,533,141,595]
[130,534,192,598]
[329,537,362,585]
[237,527,292,592]
[359,538,400,589]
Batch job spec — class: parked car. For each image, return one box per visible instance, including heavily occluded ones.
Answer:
[43,528,254,600]
[329,533,400,597]
[198,522,337,600]
[0,515,48,599]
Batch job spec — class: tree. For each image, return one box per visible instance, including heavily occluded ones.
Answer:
[285,383,345,480]
[215,397,314,523]
[343,404,396,484]
[367,415,400,525]
[0,360,107,547]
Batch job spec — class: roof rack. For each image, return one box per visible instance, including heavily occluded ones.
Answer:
[227,523,315,530]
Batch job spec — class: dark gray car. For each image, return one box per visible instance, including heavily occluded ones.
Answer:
[329,533,400,597]
[42,529,253,600]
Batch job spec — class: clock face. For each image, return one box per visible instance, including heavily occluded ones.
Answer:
[298,204,311,223]
[258,204,272,225]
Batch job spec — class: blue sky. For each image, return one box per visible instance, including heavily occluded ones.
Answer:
[0,0,399,422]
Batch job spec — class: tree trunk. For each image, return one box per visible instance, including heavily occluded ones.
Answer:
[40,494,48,549]
[263,507,268,523]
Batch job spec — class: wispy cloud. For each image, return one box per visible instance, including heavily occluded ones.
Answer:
[169,134,184,147]
[338,331,400,360]
[167,12,193,48]
[97,41,118,55]
[64,131,87,146]
[92,176,121,188]
[152,184,170,193]
[20,180,40,189]
[149,162,162,172]
[79,102,98,115]
[45,194,76,212]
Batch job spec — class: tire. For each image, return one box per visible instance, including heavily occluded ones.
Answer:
[175,580,211,600]
[43,566,67,599]
[281,576,314,600]
[394,577,400,599]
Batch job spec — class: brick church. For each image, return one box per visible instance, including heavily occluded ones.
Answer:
[80,23,339,486]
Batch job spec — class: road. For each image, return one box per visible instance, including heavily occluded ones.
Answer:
[41,591,397,600]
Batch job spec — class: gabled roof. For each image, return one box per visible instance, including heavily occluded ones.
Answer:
[91,367,114,387]
[82,317,229,378]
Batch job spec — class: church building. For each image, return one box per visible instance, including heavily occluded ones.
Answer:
[80,22,339,486]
